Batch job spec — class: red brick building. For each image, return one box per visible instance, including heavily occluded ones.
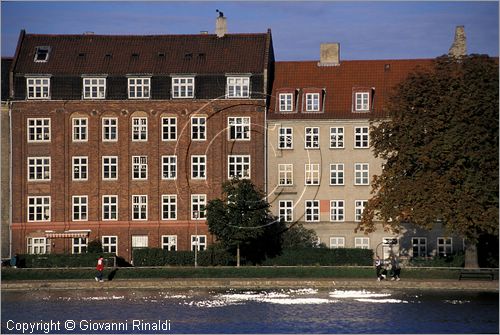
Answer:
[8,19,274,261]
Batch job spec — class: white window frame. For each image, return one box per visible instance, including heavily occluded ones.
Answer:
[305,200,320,222]
[354,163,369,185]
[330,200,345,222]
[228,155,251,179]
[279,93,293,112]
[305,93,320,112]
[412,237,427,258]
[27,157,51,181]
[355,237,370,249]
[191,194,206,220]
[226,76,250,98]
[355,92,370,111]
[161,155,177,180]
[102,195,118,221]
[26,77,50,99]
[132,117,148,141]
[132,195,148,220]
[72,118,88,142]
[191,155,206,180]
[228,117,250,140]
[330,127,344,149]
[161,235,177,251]
[132,156,148,180]
[191,235,207,251]
[28,196,51,222]
[437,237,453,256]
[172,76,195,98]
[27,118,51,142]
[72,237,88,254]
[102,156,118,180]
[330,163,344,186]
[330,237,345,249]
[305,127,320,149]
[354,126,369,148]
[72,195,88,221]
[132,235,149,249]
[72,156,88,181]
[278,200,293,222]
[161,195,177,220]
[191,116,206,141]
[355,200,368,222]
[305,163,320,185]
[34,46,50,62]
[278,127,293,149]
[83,77,106,99]
[161,117,177,141]
[278,164,293,186]
[27,237,48,254]
[128,77,150,99]
[102,117,118,142]
[102,236,118,254]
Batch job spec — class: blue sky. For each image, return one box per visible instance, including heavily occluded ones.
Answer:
[1,1,498,60]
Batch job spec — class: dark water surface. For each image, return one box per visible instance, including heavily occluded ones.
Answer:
[2,288,498,334]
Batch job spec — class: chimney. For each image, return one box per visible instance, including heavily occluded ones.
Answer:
[318,43,340,67]
[215,10,227,38]
[448,25,467,58]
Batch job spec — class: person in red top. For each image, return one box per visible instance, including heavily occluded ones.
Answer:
[95,255,104,282]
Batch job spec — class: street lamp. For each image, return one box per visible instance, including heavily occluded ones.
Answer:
[193,210,199,268]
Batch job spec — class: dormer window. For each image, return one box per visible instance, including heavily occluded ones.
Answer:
[83,77,106,99]
[227,76,249,98]
[172,76,195,98]
[26,77,50,99]
[128,77,150,99]
[279,93,293,112]
[305,93,320,112]
[354,92,370,112]
[34,46,50,62]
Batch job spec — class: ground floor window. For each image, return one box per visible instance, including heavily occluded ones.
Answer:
[330,237,345,249]
[132,235,149,249]
[161,235,177,251]
[354,237,370,249]
[102,236,118,254]
[27,237,48,254]
[72,237,88,254]
[412,237,427,257]
[191,235,207,251]
[437,237,452,256]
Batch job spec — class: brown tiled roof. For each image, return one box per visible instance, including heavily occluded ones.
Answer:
[13,31,271,75]
[269,59,434,120]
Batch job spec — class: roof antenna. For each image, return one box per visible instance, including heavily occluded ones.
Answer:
[216,9,224,17]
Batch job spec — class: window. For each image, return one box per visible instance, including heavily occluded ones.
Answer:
[354,92,370,111]
[330,237,345,249]
[305,127,320,149]
[172,77,194,98]
[72,196,88,221]
[330,127,344,148]
[162,235,177,251]
[72,118,88,142]
[28,157,50,181]
[28,196,50,222]
[132,156,148,180]
[191,117,206,140]
[27,237,48,254]
[228,155,250,179]
[191,235,207,251]
[278,164,293,186]
[191,155,206,179]
[278,127,293,149]
[72,156,88,181]
[132,235,149,249]
[305,93,320,112]
[330,200,345,222]
[34,46,50,62]
[27,118,50,142]
[354,127,369,148]
[227,77,249,98]
[27,77,50,99]
[355,237,370,249]
[132,117,148,141]
[228,117,250,140]
[305,200,320,222]
[161,155,177,180]
[83,77,106,99]
[278,200,293,222]
[128,77,150,99]
[437,237,453,256]
[305,164,320,185]
[102,195,118,220]
[72,238,88,254]
[330,163,344,185]
[102,236,117,254]
[355,200,368,222]
[412,237,427,257]
[279,93,293,112]
[191,194,206,219]
[161,117,177,141]
[354,163,369,185]
[102,156,118,180]
[102,118,118,141]
[132,195,148,220]
[161,195,177,220]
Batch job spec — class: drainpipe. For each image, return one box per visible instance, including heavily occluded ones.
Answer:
[8,101,13,258]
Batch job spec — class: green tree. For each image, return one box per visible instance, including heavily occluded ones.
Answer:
[359,55,498,268]
[206,179,283,266]
[281,223,322,249]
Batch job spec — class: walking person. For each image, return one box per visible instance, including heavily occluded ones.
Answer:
[391,256,401,281]
[95,255,104,282]
[375,256,382,281]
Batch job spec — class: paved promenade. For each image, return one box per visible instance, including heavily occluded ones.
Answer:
[2,278,498,292]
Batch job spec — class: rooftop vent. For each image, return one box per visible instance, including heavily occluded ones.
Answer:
[158,52,166,57]
[318,43,340,67]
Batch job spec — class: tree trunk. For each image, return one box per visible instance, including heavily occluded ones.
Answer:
[464,239,479,269]
[236,243,240,267]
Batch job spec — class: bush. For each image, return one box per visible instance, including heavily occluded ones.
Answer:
[16,253,116,268]
[132,245,235,267]
[408,253,465,267]
[262,248,373,266]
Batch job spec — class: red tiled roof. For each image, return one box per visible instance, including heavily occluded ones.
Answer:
[13,31,271,75]
[269,59,434,119]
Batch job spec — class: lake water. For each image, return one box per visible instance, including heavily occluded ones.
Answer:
[2,288,498,334]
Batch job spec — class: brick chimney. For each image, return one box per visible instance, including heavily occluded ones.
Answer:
[216,10,227,38]
[448,25,467,58]
[318,43,340,66]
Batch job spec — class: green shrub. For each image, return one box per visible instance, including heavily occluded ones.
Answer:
[408,253,465,267]
[16,253,115,268]
[132,246,235,267]
[262,248,373,266]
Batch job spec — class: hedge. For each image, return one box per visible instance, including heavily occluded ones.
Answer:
[132,247,235,266]
[262,248,374,266]
[15,253,117,268]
